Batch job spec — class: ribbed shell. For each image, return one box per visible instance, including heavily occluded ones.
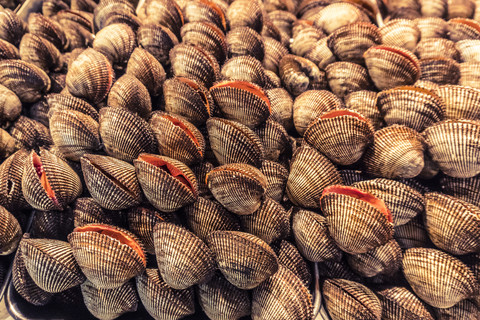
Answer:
[320,186,394,254]
[440,174,480,207]
[415,38,460,60]
[0,59,50,103]
[197,272,251,320]
[254,119,291,162]
[323,278,382,320]
[252,265,313,320]
[0,9,25,45]
[136,268,195,320]
[415,17,448,39]
[402,247,480,308]
[325,61,372,98]
[81,280,138,320]
[433,299,480,320]
[456,39,480,62]
[377,86,445,131]
[99,107,157,162]
[273,240,311,286]
[136,0,183,38]
[65,48,113,104]
[263,37,289,73]
[286,145,342,208]
[260,160,289,203]
[265,89,292,132]
[364,45,421,90]
[344,90,383,130]
[363,125,425,179]
[153,222,216,289]
[221,56,266,87]
[49,110,101,162]
[459,62,480,88]
[93,0,135,32]
[81,154,141,210]
[137,23,178,67]
[305,37,336,70]
[264,69,281,88]
[31,208,74,240]
[207,230,279,290]
[210,80,271,128]
[376,286,434,320]
[10,116,53,150]
[46,93,99,122]
[126,47,166,97]
[22,149,82,211]
[19,34,61,72]
[435,84,480,120]
[92,23,136,66]
[149,112,205,166]
[0,205,21,255]
[448,18,480,42]
[183,197,241,243]
[107,74,151,119]
[0,38,19,60]
[424,192,480,255]
[134,154,198,212]
[353,178,425,226]
[68,224,146,289]
[394,215,431,249]
[0,149,29,211]
[73,197,121,228]
[192,161,214,199]
[279,54,327,96]
[313,2,370,35]
[206,163,267,215]
[292,209,342,262]
[423,119,480,178]
[419,57,460,85]
[226,27,264,61]
[20,238,85,293]
[379,19,419,52]
[339,169,370,186]
[293,89,343,136]
[304,109,374,165]
[226,0,263,32]
[27,13,66,49]
[181,22,227,64]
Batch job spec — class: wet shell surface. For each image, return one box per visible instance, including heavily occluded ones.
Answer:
[376,286,434,320]
[226,27,265,61]
[137,23,179,67]
[92,23,137,66]
[260,160,289,203]
[324,61,372,98]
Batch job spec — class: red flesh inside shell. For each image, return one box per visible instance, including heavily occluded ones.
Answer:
[374,45,420,71]
[213,81,272,112]
[162,114,202,156]
[320,109,368,122]
[322,185,393,223]
[32,152,59,206]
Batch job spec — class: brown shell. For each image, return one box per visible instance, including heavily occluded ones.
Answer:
[253,119,291,162]
[207,230,279,289]
[377,85,445,131]
[273,240,312,287]
[136,0,183,38]
[440,173,480,207]
[435,84,480,120]
[137,23,179,67]
[0,149,29,211]
[9,116,53,150]
[323,278,382,320]
[134,154,198,212]
[420,57,460,85]
[317,259,362,282]
[402,247,480,308]
[456,39,480,63]
[415,38,460,60]
[210,80,271,128]
[286,145,342,208]
[292,208,342,262]
[149,112,205,166]
[92,23,137,66]
[42,0,69,18]
[0,9,25,46]
[313,2,370,35]
[81,280,138,320]
[448,18,480,42]
[73,197,122,228]
[415,17,448,39]
[379,19,419,52]
[99,107,157,162]
[290,22,325,57]
[394,215,431,249]
[304,109,374,165]
[363,45,421,90]
[344,90,383,130]
[19,34,61,72]
[260,160,289,203]
[136,268,195,320]
[363,125,426,179]
[320,185,394,254]
[459,61,480,88]
[20,238,84,293]
[226,0,263,32]
[22,149,82,211]
[279,54,327,96]
[81,154,141,210]
[226,27,264,61]
[0,38,19,59]
[252,265,313,320]
[221,55,266,87]
[31,207,74,240]
[126,47,166,97]
[423,119,480,178]
[0,205,21,255]
[68,223,147,289]
[206,163,267,215]
[93,0,135,31]
[305,37,336,70]
[191,161,215,199]
[46,93,99,122]
[153,222,216,289]
[263,36,289,74]
[324,61,372,98]
[265,88,293,132]
[107,74,152,119]
[181,21,227,64]
[339,169,370,186]
[376,286,434,320]
[433,299,480,320]
[425,192,480,255]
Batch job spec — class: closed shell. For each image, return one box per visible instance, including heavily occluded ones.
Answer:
[394,215,432,249]
[227,0,263,32]
[253,118,291,162]
[107,74,152,119]
[27,13,66,50]
[380,19,420,52]
[181,22,227,64]
[0,39,19,60]
[440,173,480,207]
[433,299,480,320]
[137,23,179,67]
[376,286,434,320]
[263,36,289,73]
[313,2,370,35]
[0,149,29,211]
[0,9,25,46]
[279,54,327,96]
[0,205,21,255]
[221,55,266,87]
[273,240,312,286]
[93,23,137,66]
[9,116,53,150]
[435,84,480,120]
[183,0,227,34]
[448,18,480,42]
[126,47,166,97]
[420,57,460,85]
[344,90,383,130]
[260,160,289,202]
[46,93,99,122]
[226,27,265,61]
[415,17,448,39]
[19,34,61,72]
[415,38,460,60]
[73,197,122,228]
[325,62,372,98]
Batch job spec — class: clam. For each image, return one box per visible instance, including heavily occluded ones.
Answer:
[344,90,383,130]
[448,0,476,19]
[126,47,166,97]
[324,62,372,98]
[221,55,266,87]
[226,27,265,61]
[263,36,289,74]
[153,222,216,289]
[181,22,227,64]
[206,162,267,215]
[19,34,62,72]
[210,80,271,128]
[423,119,480,178]
[92,23,136,67]
[420,57,460,85]
[252,265,313,320]
[0,205,21,255]
[0,149,29,211]
[0,38,19,60]
[286,145,342,208]
[260,160,289,203]
[268,10,296,45]
[415,17,448,39]
[448,18,480,42]
[136,0,183,38]
[394,215,432,249]
[278,54,327,96]
[402,247,479,308]
[46,93,99,122]
[134,154,198,212]
[106,74,151,119]
[376,286,434,320]
[207,230,279,289]
[435,84,480,120]
[137,23,179,67]
[136,268,195,320]
[9,116,53,150]
[415,38,460,60]
[459,61,480,88]
[380,19,420,52]
[304,109,374,166]
[22,149,82,211]
[253,119,291,162]
[183,0,227,34]
[339,169,370,186]
[226,0,263,32]
[73,197,122,228]
[0,129,17,160]
[264,69,282,88]
[273,240,312,286]
[81,154,142,210]
[191,161,215,199]
[305,37,337,70]
[265,88,293,131]
[456,39,480,62]
[317,259,362,282]
[68,223,146,289]
[320,185,394,254]
[440,173,480,207]
[42,0,69,17]
[0,9,25,46]
[290,21,325,58]
[313,2,370,35]
[94,0,135,32]
[30,208,73,240]
[433,299,480,319]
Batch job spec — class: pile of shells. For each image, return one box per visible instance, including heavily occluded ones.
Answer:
[0,0,480,318]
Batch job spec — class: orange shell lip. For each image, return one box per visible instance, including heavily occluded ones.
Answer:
[371,45,420,71]
[74,224,146,266]
[322,185,393,223]
[161,114,202,155]
[211,80,272,112]
[32,152,59,206]
[451,18,480,33]
[320,109,368,122]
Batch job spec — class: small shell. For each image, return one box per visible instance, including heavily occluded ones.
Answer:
[420,57,460,85]
[435,84,480,120]
[456,39,480,62]
[415,38,460,60]
[227,0,263,32]
[94,0,135,32]
[402,247,479,308]
[107,74,151,119]
[376,286,434,320]
[290,22,325,57]
[9,116,52,150]
[440,173,480,207]
[221,55,266,87]
[93,23,137,66]
[459,61,480,88]
[134,154,198,212]
[279,54,327,96]
[0,149,29,211]
[265,88,293,131]
[126,47,166,97]
[68,223,147,289]
[181,22,227,63]
[344,90,383,130]
[418,0,447,17]
[380,19,420,52]
[46,93,99,122]
[260,160,289,203]
[137,23,179,67]
[415,17,448,39]
[226,27,265,61]
[183,0,227,34]
[263,36,289,74]
[81,154,142,210]
[19,34,61,72]
[394,215,432,249]
[313,2,370,35]
[73,197,123,228]
[154,222,216,289]
[0,9,25,46]
[253,119,291,162]
[207,230,279,289]
[448,18,480,42]
[324,62,372,98]
[0,84,21,125]
[0,205,21,255]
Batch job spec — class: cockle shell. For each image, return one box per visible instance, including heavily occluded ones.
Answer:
[0,205,21,255]
[191,161,215,199]
[263,36,289,74]
[0,149,29,211]
[31,208,73,240]
[324,62,372,98]
[260,160,289,202]
[183,0,227,34]
[137,23,179,67]
[440,173,480,207]
[394,215,432,249]
[107,74,151,119]
[420,57,460,85]
[181,21,227,64]
[305,37,336,69]
[46,93,99,122]
[415,17,448,39]
[9,116,53,150]
[415,38,460,60]
[253,118,291,162]
[126,47,166,97]
[380,19,420,52]
[136,0,183,37]
[227,0,263,32]
[0,38,19,60]
[226,27,265,61]
[265,88,293,131]
[448,18,480,42]
[19,34,62,72]
[273,240,311,286]
[435,84,480,120]
[456,39,480,62]
[433,299,480,320]
[0,9,25,46]
[94,0,135,32]
[376,286,434,320]
[92,23,137,67]
[221,55,266,87]
[279,54,327,96]
[313,2,370,35]
[73,197,121,228]
[344,90,383,130]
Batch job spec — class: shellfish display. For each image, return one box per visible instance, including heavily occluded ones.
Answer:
[1,0,480,319]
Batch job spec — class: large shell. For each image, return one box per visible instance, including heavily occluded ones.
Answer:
[226,0,263,32]
[252,265,313,320]
[207,230,279,289]
[313,2,370,35]
[402,247,479,308]
[226,27,265,61]
[260,160,289,202]
[181,21,227,64]
[134,154,198,212]
[126,47,166,97]
[440,174,480,207]
[0,149,29,211]
[435,84,480,120]
[107,74,152,119]
[221,55,266,87]
[0,9,25,46]
[68,223,147,289]
[304,109,374,166]
[154,222,215,289]
[344,90,383,130]
[0,205,21,255]
[423,119,480,178]
[136,268,195,320]
[92,23,136,67]
[279,54,327,96]
[286,145,342,208]
[19,34,62,72]
[137,23,179,67]
[420,57,460,85]
[81,154,142,210]
[22,149,82,211]
[46,93,98,122]
[320,185,394,254]
[376,286,434,320]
